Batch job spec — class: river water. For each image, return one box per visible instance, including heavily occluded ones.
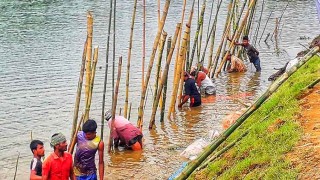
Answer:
[0,0,319,179]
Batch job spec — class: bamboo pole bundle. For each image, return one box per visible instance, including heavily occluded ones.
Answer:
[124,0,138,119]
[168,24,191,118]
[174,46,320,180]
[152,32,167,114]
[142,0,146,90]
[101,0,113,139]
[137,0,171,130]
[188,0,207,71]
[207,0,222,71]
[148,24,181,128]
[160,37,172,122]
[209,0,234,77]
[108,57,123,152]
[84,47,99,119]
[215,0,256,78]
[172,0,186,85]
[71,40,87,140]
[84,12,93,121]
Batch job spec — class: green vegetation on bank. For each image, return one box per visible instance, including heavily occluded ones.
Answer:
[191,55,320,179]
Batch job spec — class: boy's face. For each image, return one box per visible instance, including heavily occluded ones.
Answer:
[85,132,97,140]
[242,39,249,45]
[34,144,45,157]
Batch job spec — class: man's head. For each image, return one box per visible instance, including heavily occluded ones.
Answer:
[105,109,112,121]
[190,66,197,77]
[50,133,67,152]
[226,51,232,61]
[242,35,249,45]
[83,119,97,140]
[30,140,45,157]
[183,71,190,81]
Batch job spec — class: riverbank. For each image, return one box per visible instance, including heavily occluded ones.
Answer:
[191,54,320,179]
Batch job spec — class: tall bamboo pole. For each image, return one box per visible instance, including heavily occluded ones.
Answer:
[215,0,256,77]
[177,51,186,104]
[84,12,93,121]
[101,0,113,139]
[174,46,320,180]
[142,0,146,90]
[153,32,167,113]
[158,0,161,26]
[185,0,197,71]
[128,102,132,121]
[137,0,171,130]
[160,37,172,122]
[108,57,123,152]
[149,24,181,128]
[275,17,279,51]
[124,0,137,118]
[168,24,190,118]
[253,0,265,46]
[71,40,87,140]
[188,0,207,71]
[112,0,116,118]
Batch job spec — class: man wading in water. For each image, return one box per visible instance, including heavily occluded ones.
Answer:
[178,71,201,108]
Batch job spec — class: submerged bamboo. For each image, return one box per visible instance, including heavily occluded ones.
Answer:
[101,0,113,139]
[124,0,137,118]
[71,40,87,140]
[108,57,123,152]
[84,12,93,121]
[149,24,181,128]
[174,46,320,180]
[137,0,171,130]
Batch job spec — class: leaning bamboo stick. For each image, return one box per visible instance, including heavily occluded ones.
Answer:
[69,114,85,154]
[174,46,320,180]
[84,12,93,121]
[108,56,123,152]
[71,40,87,140]
[160,37,172,122]
[124,0,138,118]
[101,0,113,139]
[149,24,181,128]
[168,24,190,118]
[84,47,99,119]
[158,0,161,26]
[137,0,171,130]
[13,152,20,180]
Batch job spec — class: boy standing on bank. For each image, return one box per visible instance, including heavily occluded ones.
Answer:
[228,35,261,72]
[30,140,45,180]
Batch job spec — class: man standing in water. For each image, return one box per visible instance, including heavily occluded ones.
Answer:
[30,140,45,180]
[73,119,104,180]
[228,35,261,72]
[42,133,75,180]
[105,110,143,151]
[226,52,247,73]
[178,71,201,108]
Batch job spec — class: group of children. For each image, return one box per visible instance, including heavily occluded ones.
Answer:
[30,110,143,180]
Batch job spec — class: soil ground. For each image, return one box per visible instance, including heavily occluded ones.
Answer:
[287,83,320,179]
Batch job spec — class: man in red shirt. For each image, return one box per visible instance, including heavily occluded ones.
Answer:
[42,133,75,180]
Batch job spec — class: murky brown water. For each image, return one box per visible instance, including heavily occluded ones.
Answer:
[0,0,319,179]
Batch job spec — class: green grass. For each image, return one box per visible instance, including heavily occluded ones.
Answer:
[190,55,320,179]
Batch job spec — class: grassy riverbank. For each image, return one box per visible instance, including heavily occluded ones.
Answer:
[191,54,320,179]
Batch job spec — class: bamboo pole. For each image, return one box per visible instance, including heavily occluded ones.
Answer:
[188,0,207,71]
[258,10,272,44]
[71,40,87,140]
[101,0,113,139]
[128,102,132,121]
[124,0,137,119]
[160,37,172,122]
[84,47,99,119]
[253,0,265,46]
[174,46,320,180]
[205,0,215,40]
[108,57,123,152]
[137,0,171,130]
[244,0,257,37]
[158,69,163,108]
[158,0,161,26]
[177,51,186,104]
[148,24,181,128]
[142,0,146,90]
[275,17,279,51]
[172,0,187,85]
[84,12,93,121]
[69,114,85,154]
[153,32,167,112]
[215,0,256,77]
[168,24,190,118]
[185,0,196,71]
[112,0,116,115]
[13,152,20,180]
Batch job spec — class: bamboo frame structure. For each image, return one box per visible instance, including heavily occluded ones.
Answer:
[168,24,191,118]
[84,12,93,121]
[174,46,320,180]
[137,0,171,130]
[108,57,123,152]
[101,0,113,139]
[71,40,87,140]
[124,0,137,118]
[148,24,181,128]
